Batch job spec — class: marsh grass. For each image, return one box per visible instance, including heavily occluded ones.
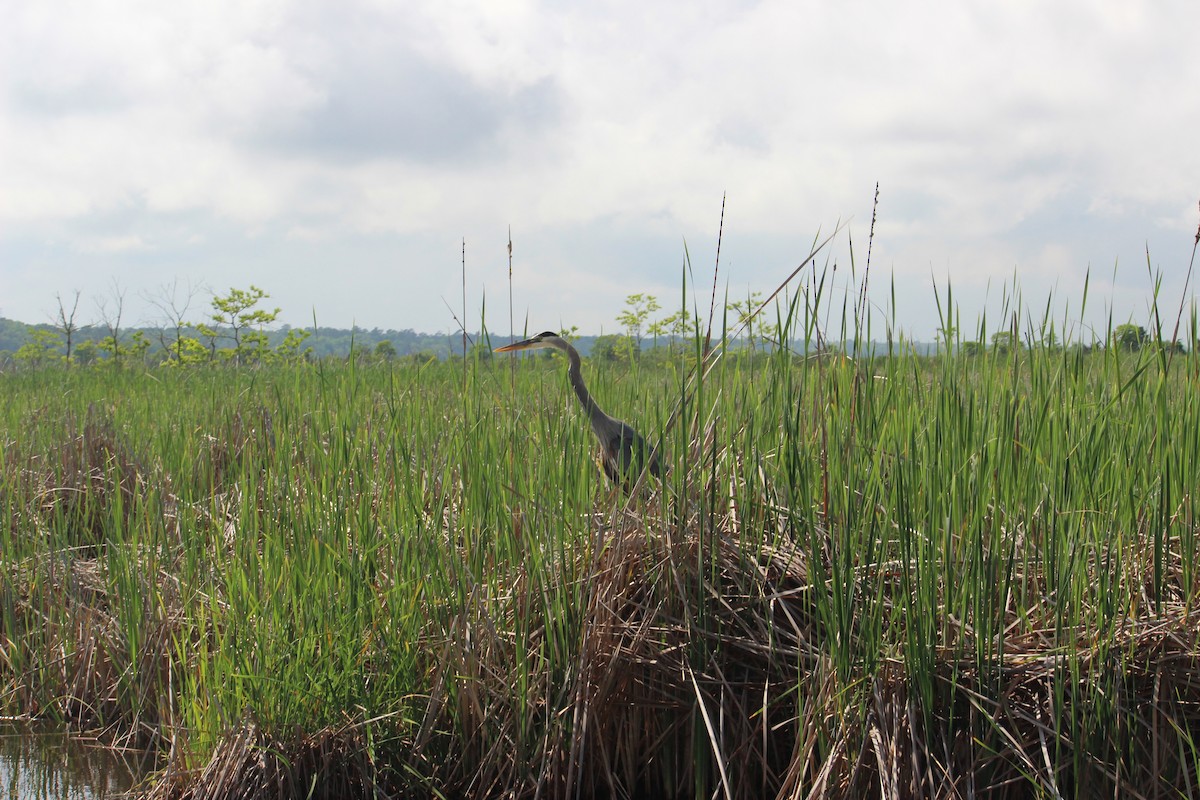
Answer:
[2,282,1200,798]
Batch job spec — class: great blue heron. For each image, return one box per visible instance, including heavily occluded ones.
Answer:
[495,331,662,484]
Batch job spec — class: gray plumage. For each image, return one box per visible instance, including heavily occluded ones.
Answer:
[495,331,661,484]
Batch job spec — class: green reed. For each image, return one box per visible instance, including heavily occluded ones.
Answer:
[0,291,1198,796]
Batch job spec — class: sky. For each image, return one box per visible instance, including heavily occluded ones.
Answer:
[2,0,1198,342]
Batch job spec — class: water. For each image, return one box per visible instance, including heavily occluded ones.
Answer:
[0,723,157,799]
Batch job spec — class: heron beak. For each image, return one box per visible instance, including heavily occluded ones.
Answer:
[494,335,544,353]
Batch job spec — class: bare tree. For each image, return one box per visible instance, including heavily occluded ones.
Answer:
[145,279,203,363]
[52,290,84,364]
[95,280,126,366]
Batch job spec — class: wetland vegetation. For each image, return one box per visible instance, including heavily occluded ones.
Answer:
[3,281,1200,798]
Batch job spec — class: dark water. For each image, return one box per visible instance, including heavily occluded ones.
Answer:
[0,723,157,799]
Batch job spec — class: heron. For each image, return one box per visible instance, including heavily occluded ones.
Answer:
[495,331,662,485]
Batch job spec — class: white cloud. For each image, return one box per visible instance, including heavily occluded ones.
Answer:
[1,0,1198,339]
[77,234,152,254]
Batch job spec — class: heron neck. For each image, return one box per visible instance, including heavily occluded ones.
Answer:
[565,344,609,429]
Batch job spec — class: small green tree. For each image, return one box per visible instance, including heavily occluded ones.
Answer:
[990,331,1017,355]
[374,340,397,361]
[408,350,438,366]
[98,335,122,363]
[209,285,281,365]
[146,279,203,364]
[15,328,63,368]
[162,336,209,367]
[727,294,784,354]
[276,328,313,363]
[648,310,698,357]
[197,324,220,362]
[127,330,152,365]
[1114,323,1148,351]
[726,293,766,351]
[74,339,99,366]
[591,334,635,362]
[616,293,660,356]
[240,329,274,364]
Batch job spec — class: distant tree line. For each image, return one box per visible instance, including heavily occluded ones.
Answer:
[0,285,477,369]
[946,322,1186,357]
[0,285,1186,370]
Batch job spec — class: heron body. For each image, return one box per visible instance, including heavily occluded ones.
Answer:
[495,331,662,484]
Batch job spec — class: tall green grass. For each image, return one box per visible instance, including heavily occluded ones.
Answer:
[1,292,1199,797]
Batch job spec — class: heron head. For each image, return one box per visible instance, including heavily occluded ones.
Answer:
[494,331,564,353]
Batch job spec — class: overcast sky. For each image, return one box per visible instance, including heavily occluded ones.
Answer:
[2,0,1197,341]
